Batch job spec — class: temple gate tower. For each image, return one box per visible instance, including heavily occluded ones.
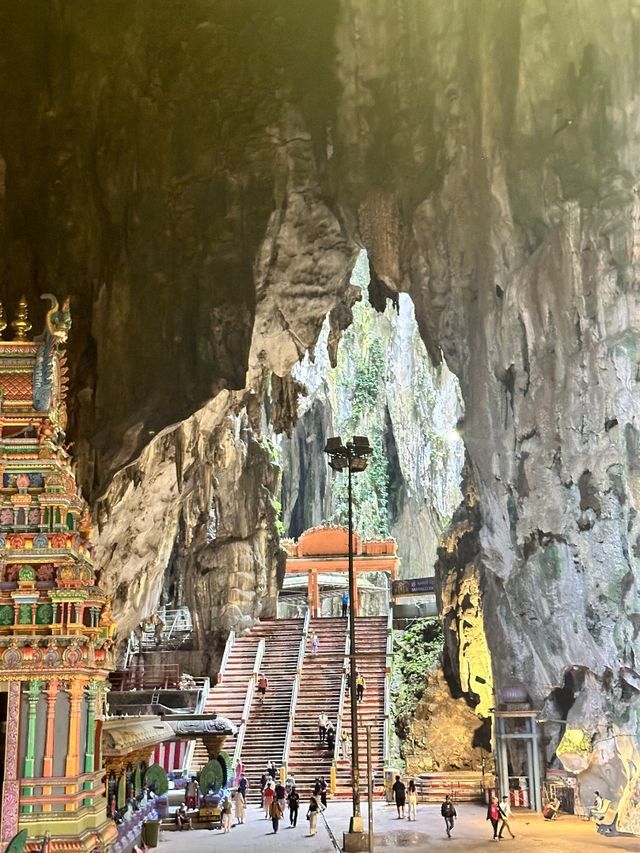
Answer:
[0,296,117,852]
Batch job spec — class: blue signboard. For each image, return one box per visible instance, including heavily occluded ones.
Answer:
[392,576,436,596]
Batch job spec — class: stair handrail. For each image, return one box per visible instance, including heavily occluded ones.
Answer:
[383,607,394,766]
[183,676,211,773]
[233,638,265,767]
[302,606,311,639]
[218,630,235,683]
[334,627,350,764]
[283,621,308,772]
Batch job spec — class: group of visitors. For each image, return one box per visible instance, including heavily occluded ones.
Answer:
[318,711,352,758]
[486,795,516,840]
[390,777,515,842]
[261,769,324,835]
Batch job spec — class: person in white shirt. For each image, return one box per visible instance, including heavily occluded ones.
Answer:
[498,795,515,839]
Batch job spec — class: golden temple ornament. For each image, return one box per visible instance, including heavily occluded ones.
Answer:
[11,296,31,341]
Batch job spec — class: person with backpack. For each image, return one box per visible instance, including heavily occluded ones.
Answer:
[356,673,366,703]
[498,795,515,839]
[441,794,457,837]
[487,795,500,841]
[288,786,300,827]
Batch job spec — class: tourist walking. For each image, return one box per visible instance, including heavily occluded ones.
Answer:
[318,711,328,744]
[285,772,296,795]
[326,720,336,753]
[238,773,248,801]
[257,671,268,703]
[307,791,321,836]
[288,786,300,827]
[341,591,349,617]
[392,775,406,818]
[269,797,283,833]
[267,760,277,779]
[234,787,246,824]
[498,795,515,839]
[407,779,417,821]
[487,795,500,840]
[441,794,457,837]
[221,795,232,833]
[275,781,287,815]
[356,673,366,703]
[263,779,275,819]
[259,772,268,807]
[310,632,320,656]
[319,776,328,808]
[341,729,351,761]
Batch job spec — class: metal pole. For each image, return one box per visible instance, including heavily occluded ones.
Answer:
[348,454,361,828]
[367,725,374,853]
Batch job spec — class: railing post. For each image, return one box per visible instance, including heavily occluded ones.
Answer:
[233,639,265,768]
[283,622,307,771]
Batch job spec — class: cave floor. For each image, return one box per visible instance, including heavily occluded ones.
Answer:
[158,801,640,852]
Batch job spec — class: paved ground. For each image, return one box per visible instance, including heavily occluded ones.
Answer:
[158,800,640,852]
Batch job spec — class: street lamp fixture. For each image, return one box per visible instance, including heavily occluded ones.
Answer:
[324,434,373,835]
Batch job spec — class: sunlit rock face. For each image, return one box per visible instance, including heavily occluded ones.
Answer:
[277,252,463,574]
[1,0,639,824]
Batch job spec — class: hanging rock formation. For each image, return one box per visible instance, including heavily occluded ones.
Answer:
[0,0,639,825]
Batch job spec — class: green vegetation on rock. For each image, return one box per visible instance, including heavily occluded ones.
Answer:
[392,618,443,739]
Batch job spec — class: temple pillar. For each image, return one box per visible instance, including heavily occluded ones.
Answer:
[42,679,59,813]
[65,680,85,811]
[84,681,98,773]
[1,681,22,843]
[22,678,42,814]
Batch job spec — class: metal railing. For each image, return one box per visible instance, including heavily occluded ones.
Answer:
[182,676,210,774]
[333,628,350,765]
[383,607,393,766]
[233,639,265,767]
[219,630,235,683]
[109,664,181,691]
[283,610,311,772]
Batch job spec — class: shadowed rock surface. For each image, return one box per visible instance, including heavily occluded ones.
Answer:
[0,0,639,827]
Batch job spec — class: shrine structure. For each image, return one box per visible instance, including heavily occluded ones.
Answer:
[0,296,117,852]
[282,525,399,617]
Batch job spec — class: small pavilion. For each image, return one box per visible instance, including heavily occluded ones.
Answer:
[282,525,399,617]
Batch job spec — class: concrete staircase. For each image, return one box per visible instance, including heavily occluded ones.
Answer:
[189,633,259,772]
[287,616,347,795]
[336,616,388,795]
[239,618,304,800]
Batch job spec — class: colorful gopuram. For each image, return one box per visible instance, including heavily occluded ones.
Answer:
[0,296,117,852]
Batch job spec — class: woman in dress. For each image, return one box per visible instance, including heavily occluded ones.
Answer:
[307,791,321,836]
[407,779,418,821]
[234,787,245,825]
[263,779,275,819]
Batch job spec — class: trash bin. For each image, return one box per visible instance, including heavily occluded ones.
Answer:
[142,819,159,848]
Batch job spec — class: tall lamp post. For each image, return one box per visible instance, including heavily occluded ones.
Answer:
[325,434,372,836]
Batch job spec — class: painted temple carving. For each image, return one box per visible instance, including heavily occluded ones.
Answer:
[0,296,116,852]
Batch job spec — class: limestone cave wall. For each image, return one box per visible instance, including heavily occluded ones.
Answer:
[1,0,639,825]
